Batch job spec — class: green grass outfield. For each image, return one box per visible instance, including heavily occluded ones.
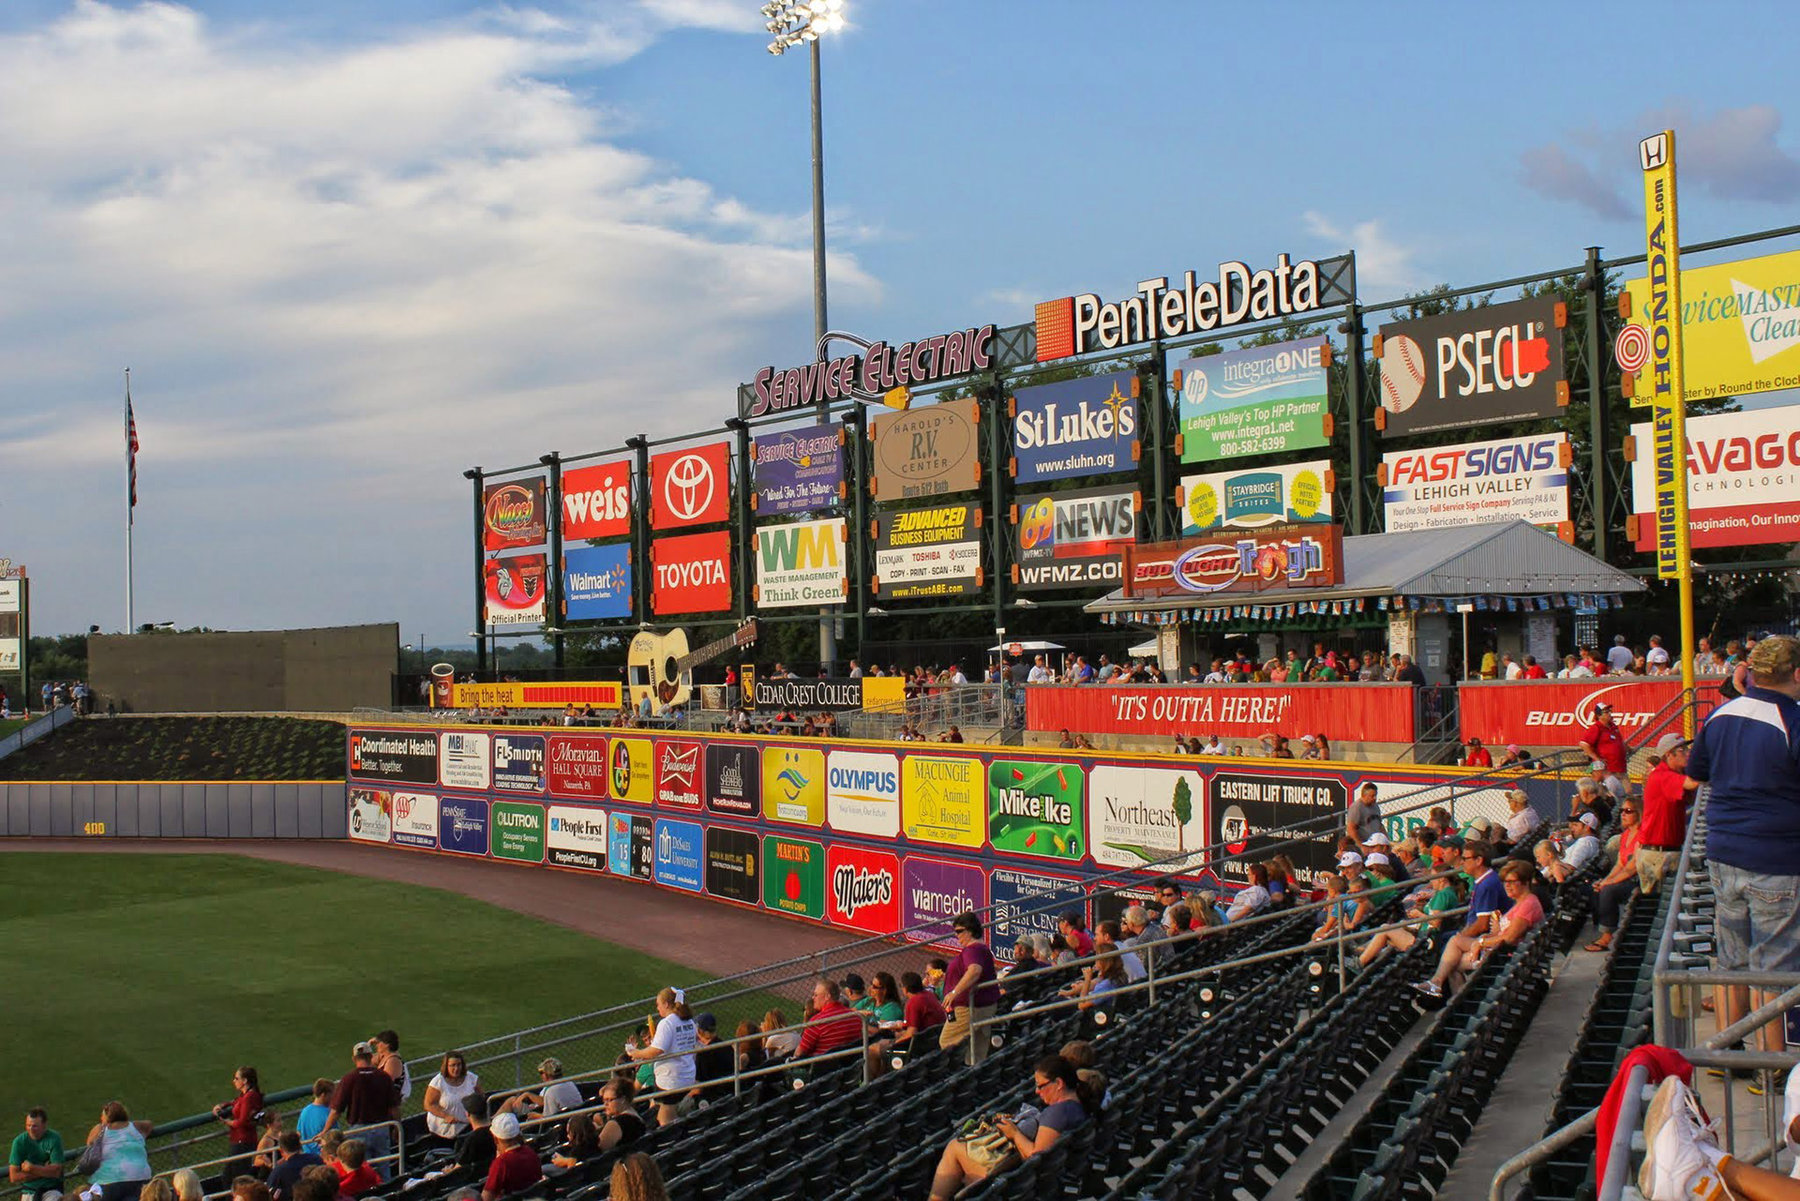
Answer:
[0,716,25,739]
[0,854,708,1133]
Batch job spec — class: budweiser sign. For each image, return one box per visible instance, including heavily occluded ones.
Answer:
[1121,525,1343,598]
[1458,679,1721,745]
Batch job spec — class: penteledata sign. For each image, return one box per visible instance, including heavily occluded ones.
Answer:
[753,423,844,516]
[874,504,981,600]
[1177,336,1331,463]
[1010,371,1139,482]
[1628,404,1800,550]
[1377,298,1566,436]
[1381,433,1570,536]
[754,518,847,608]
[1179,460,1332,535]
[1034,254,1332,361]
[1014,485,1137,592]
[869,399,981,502]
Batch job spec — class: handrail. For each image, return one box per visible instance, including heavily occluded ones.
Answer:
[0,705,77,761]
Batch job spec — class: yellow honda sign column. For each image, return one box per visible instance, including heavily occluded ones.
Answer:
[1638,130,1697,733]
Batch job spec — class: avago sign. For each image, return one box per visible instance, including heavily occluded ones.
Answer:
[745,325,996,419]
[1628,404,1800,550]
[1034,254,1339,361]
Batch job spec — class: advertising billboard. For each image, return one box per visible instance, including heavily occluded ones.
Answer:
[348,787,392,844]
[1211,771,1345,883]
[874,503,981,601]
[870,398,981,502]
[1088,765,1206,872]
[560,460,632,541]
[1382,432,1571,536]
[1621,247,1800,403]
[755,518,847,608]
[1179,460,1333,534]
[655,739,703,809]
[483,553,547,627]
[989,867,1087,962]
[1011,371,1139,482]
[761,745,825,826]
[483,477,547,550]
[545,733,610,800]
[546,805,608,871]
[653,817,704,892]
[562,544,633,622]
[0,579,18,673]
[987,759,1084,861]
[1026,683,1417,744]
[453,681,623,711]
[491,800,545,863]
[439,730,491,791]
[650,441,731,530]
[747,326,995,419]
[704,742,760,817]
[439,796,490,856]
[753,423,844,515]
[900,855,988,943]
[1120,527,1344,598]
[826,749,901,839]
[704,825,761,905]
[1459,678,1721,746]
[1014,485,1136,592]
[609,736,655,805]
[649,530,731,615]
[491,734,546,794]
[1629,404,1800,550]
[826,843,901,935]
[391,792,437,848]
[901,754,984,848]
[1377,298,1567,436]
[763,834,826,920]
[608,811,653,879]
[348,730,437,785]
[1176,336,1331,463]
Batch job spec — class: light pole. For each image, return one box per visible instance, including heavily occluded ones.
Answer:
[764,0,846,672]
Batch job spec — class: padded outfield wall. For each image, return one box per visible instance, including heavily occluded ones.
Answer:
[347,723,1563,954]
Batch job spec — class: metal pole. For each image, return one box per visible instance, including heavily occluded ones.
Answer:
[1145,350,1167,543]
[1341,305,1367,534]
[541,453,565,672]
[808,37,836,675]
[986,375,1007,651]
[468,468,487,678]
[1583,246,1609,560]
[124,368,134,635]
[627,436,651,630]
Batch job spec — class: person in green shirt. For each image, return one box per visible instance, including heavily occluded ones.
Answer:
[10,1109,64,1201]
[864,972,905,1026]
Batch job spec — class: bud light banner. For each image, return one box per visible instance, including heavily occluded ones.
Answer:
[900,854,988,944]
[989,867,1086,962]
[653,817,704,892]
[1377,298,1566,436]
[1177,336,1330,463]
[1382,432,1570,536]
[754,423,845,516]
[826,843,901,935]
[1011,371,1140,482]
[563,544,633,621]
[1180,461,1334,534]
[439,796,490,856]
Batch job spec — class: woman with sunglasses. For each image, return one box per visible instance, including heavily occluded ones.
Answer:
[1585,801,1644,952]
[925,1055,1099,1200]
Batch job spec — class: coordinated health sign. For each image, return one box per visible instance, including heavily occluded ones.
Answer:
[1629,404,1800,550]
[875,504,982,601]
[1089,765,1206,872]
[754,423,844,515]
[1377,298,1566,436]
[1180,460,1332,534]
[989,867,1087,962]
[484,554,547,627]
[755,518,847,607]
[439,797,490,856]
[1011,371,1139,482]
[1014,486,1136,592]
[1177,336,1330,463]
[563,544,632,621]
[902,755,985,848]
[1458,678,1720,746]
[987,759,1084,861]
[826,749,901,838]
[900,855,988,944]
[764,834,827,920]
[1026,685,1416,744]
[349,730,437,785]
[391,792,437,848]
[827,844,901,934]
[650,530,731,615]
[560,460,632,540]
[1622,248,1800,402]
[546,734,610,800]
[547,805,609,871]
[1382,432,1571,536]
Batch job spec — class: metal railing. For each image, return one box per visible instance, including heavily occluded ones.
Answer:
[0,704,77,761]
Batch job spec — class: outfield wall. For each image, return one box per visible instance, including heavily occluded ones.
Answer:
[346,723,1566,949]
[0,781,348,838]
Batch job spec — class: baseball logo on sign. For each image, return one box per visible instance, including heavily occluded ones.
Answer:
[664,453,715,522]
[1379,334,1427,413]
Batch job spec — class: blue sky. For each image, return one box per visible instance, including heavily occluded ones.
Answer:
[1,0,1796,645]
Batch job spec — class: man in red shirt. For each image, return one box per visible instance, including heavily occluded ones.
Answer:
[1577,704,1629,777]
[1522,655,1548,679]
[1637,733,1695,891]
[480,1114,540,1201]
[795,978,863,1059]
[1058,910,1095,959]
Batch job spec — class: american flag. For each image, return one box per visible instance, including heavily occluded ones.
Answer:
[128,397,139,519]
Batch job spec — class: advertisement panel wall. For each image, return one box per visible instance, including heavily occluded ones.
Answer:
[900,855,988,943]
[761,745,825,826]
[653,817,704,891]
[1628,404,1800,550]
[1458,679,1721,746]
[1013,486,1136,592]
[1211,771,1346,883]
[989,868,1087,962]
[649,530,732,615]
[655,739,703,809]
[827,749,901,839]
[870,398,981,502]
[439,796,490,856]
[827,843,902,935]
[546,805,608,871]
[392,792,437,848]
[1026,684,1416,744]
[560,460,633,541]
[1088,765,1206,871]
[874,504,981,601]
[610,736,655,805]
[484,553,547,627]
[546,734,610,800]
[902,755,985,848]
[492,734,546,794]
[562,544,633,622]
[752,678,896,713]
[1177,336,1331,462]
[0,579,20,671]
[1377,298,1567,436]
[764,834,827,920]
[1382,432,1571,535]
[1621,248,1800,402]
[753,423,844,516]
[1179,460,1333,534]
[349,730,437,785]
[609,812,653,879]
[440,731,491,791]
[484,478,547,550]
[704,825,761,905]
[705,742,761,817]
[650,442,731,530]
[1011,371,1139,482]
[987,759,1084,861]
[348,787,392,843]
[755,518,847,608]
[492,800,545,863]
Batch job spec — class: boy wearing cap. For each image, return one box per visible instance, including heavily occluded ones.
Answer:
[1560,814,1602,872]
[501,1059,581,1119]
[479,1114,539,1201]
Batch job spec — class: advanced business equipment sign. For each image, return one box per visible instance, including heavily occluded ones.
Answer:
[1382,433,1571,536]
[1013,486,1137,592]
[874,504,982,600]
[1376,298,1567,436]
[1177,337,1331,463]
[1010,372,1139,482]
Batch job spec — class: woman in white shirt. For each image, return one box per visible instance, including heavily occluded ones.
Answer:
[422,1050,480,1144]
[1225,863,1273,922]
[1503,789,1542,845]
[624,987,697,1127]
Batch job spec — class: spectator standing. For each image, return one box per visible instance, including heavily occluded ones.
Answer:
[1637,734,1695,891]
[294,1081,332,1153]
[478,1115,539,1201]
[1646,634,1671,674]
[9,1108,63,1201]
[1684,635,1800,1055]
[422,1051,479,1145]
[938,912,1001,1064]
[1577,704,1630,780]
[81,1104,154,1201]
[1346,782,1384,845]
[323,1043,397,1177]
[623,987,699,1126]
[212,1065,265,1178]
[1606,634,1635,674]
[368,1032,409,1104]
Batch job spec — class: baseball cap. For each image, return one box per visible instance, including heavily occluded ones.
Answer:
[1337,851,1364,867]
[352,1041,374,1058]
[1654,733,1691,755]
[537,1057,562,1075]
[1469,816,1493,834]
[1301,734,1316,743]
[1594,703,1613,714]
[1365,852,1391,866]
[695,1012,717,1032]
[1578,812,1600,829]
[490,1113,521,1141]
[1506,744,1522,755]
[1364,831,1391,846]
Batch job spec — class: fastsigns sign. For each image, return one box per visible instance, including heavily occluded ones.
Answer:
[650,442,730,530]
[1381,433,1571,537]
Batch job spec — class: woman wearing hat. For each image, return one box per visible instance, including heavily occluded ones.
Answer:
[1503,789,1542,845]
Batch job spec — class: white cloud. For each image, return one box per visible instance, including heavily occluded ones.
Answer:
[0,2,875,638]
[1300,211,1423,296]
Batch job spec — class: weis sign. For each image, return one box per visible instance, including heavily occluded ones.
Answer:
[746,326,995,419]
[1011,371,1139,481]
[1382,433,1571,536]
[1014,485,1137,592]
[1377,298,1566,436]
[559,461,631,540]
[1121,526,1343,597]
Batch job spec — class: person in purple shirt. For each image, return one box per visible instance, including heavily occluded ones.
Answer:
[939,911,1001,1064]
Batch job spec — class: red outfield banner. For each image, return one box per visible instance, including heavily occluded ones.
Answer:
[1458,679,1721,746]
[1025,684,1416,743]
[650,530,732,615]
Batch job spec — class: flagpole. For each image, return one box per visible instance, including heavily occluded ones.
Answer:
[125,368,133,634]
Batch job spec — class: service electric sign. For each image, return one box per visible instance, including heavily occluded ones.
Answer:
[1011,371,1139,482]
[1013,486,1137,592]
[1629,404,1800,549]
[1382,433,1570,536]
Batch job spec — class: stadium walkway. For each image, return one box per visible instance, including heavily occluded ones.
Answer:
[0,838,859,976]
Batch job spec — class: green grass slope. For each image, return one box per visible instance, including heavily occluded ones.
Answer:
[0,854,700,1131]
[0,716,346,780]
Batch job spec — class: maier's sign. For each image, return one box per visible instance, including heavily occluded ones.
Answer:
[1628,403,1800,550]
[1376,298,1566,436]
[754,518,847,608]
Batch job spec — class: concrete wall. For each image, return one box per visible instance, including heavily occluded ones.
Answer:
[0,781,347,838]
[90,624,398,713]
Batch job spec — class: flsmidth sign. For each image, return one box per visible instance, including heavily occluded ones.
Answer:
[1026,684,1417,743]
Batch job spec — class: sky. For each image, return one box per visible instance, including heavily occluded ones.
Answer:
[1,0,1797,644]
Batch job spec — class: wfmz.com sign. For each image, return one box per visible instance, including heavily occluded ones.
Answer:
[875,504,982,600]
[753,423,844,516]
[870,399,981,502]
[1180,460,1332,535]
[1035,255,1332,361]
[1377,297,1566,436]
[754,518,846,608]
[1629,403,1800,550]
[1382,432,1570,536]
[1177,336,1331,463]
[1010,371,1139,482]
[745,325,995,418]
[1013,485,1136,592]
